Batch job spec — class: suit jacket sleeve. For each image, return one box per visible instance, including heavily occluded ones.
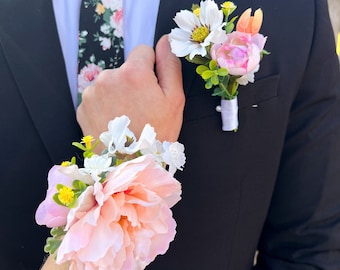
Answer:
[255,0,340,269]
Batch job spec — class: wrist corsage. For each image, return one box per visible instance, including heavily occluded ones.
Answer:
[35,115,185,269]
[169,0,269,131]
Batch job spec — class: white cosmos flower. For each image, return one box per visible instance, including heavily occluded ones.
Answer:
[169,0,226,59]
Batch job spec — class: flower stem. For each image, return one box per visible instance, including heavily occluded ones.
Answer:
[219,76,239,100]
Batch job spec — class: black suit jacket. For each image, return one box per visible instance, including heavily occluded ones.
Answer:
[1,0,340,269]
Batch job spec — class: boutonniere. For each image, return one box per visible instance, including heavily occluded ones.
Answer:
[35,116,185,269]
[169,0,269,131]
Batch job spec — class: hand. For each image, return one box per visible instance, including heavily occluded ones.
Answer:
[77,35,185,145]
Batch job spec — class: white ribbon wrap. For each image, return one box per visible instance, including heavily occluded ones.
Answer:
[220,98,239,131]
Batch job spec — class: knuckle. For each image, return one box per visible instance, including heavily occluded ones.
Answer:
[81,87,91,103]
[122,62,144,80]
[95,69,112,87]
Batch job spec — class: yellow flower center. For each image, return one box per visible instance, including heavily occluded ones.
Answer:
[61,161,71,167]
[58,186,75,206]
[82,135,94,149]
[192,26,209,43]
[96,3,105,15]
[193,8,200,17]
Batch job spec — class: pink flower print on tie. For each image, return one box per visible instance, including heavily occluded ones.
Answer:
[78,0,124,102]
[110,8,123,38]
[78,62,104,95]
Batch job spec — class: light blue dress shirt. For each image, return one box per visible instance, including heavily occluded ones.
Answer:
[52,0,160,108]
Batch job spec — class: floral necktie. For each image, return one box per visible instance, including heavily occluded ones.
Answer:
[78,0,124,103]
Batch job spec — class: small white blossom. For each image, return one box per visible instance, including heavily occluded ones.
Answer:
[79,154,112,181]
[161,142,186,175]
[100,116,157,155]
[102,0,122,11]
[236,65,259,85]
[135,124,157,152]
[79,30,88,38]
[100,116,135,154]
[100,24,111,35]
[58,165,94,185]
[99,36,112,51]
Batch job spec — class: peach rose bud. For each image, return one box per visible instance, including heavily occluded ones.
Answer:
[236,8,263,35]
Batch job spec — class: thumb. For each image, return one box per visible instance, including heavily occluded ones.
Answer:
[155,35,183,97]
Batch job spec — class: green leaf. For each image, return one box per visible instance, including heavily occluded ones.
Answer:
[229,16,238,24]
[260,49,271,60]
[67,198,78,208]
[70,156,76,165]
[205,80,213,89]
[56,184,64,191]
[220,74,230,85]
[44,227,66,256]
[196,65,209,75]
[72,142,87,151]
[52,193,65,207]
[211,75,219,85]
[225,22,235,34]
[73,180,87,192]
[212,87,224,96]
[92,139,100,150]
[202,70,215,80]
[209,60,217,70]
[262,49,271,55]
[51,226,65,237]
[185,55,209,65]
[83,150,94,158]
[217,68,228,76]
[102,9,112,24]
[44,237,62,256]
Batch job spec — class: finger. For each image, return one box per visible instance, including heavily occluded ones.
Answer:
[125,44,155,70]
[155,35,183,97]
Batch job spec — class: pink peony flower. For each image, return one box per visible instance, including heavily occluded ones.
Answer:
[77,63,103,94]
[56,155,181,270]
[35,165,74,228]
[210,31,267,77]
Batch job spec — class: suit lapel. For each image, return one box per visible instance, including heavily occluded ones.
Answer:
[0,0,82,163]
[154,1,187,42]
